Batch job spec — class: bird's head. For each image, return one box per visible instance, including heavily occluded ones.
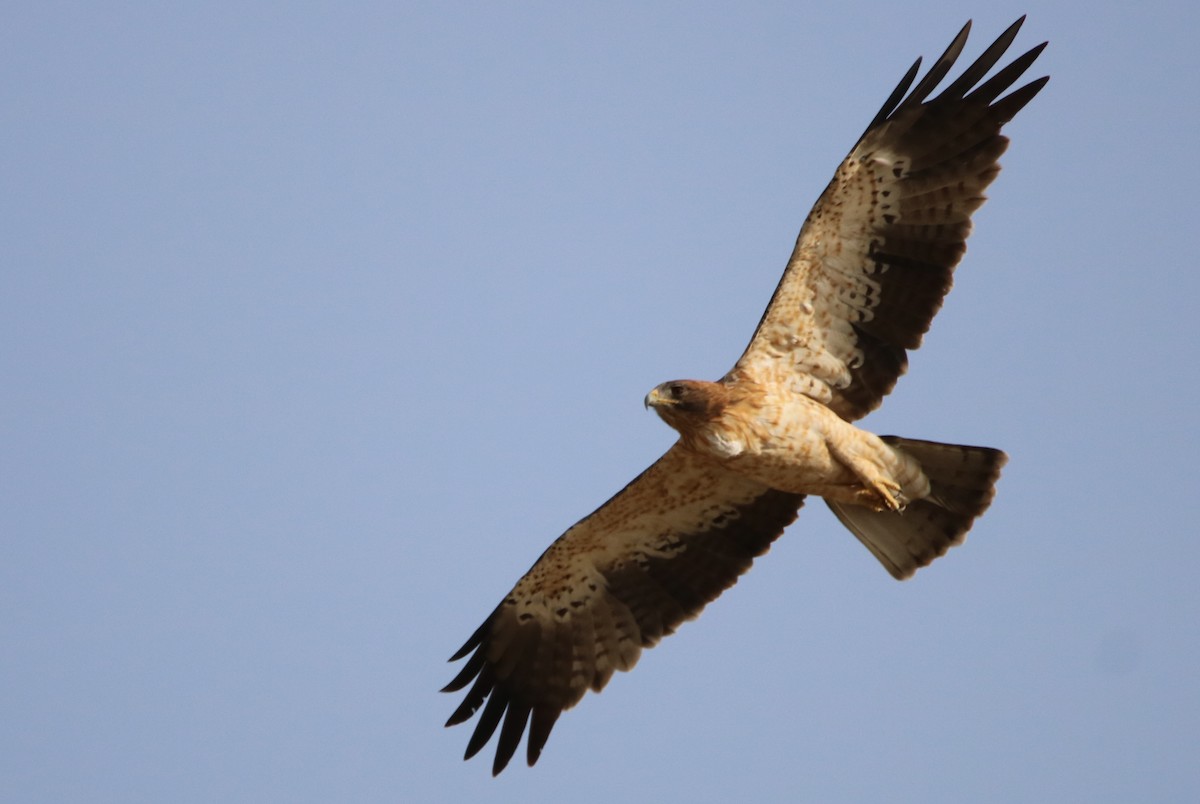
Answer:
[644,380,728,432]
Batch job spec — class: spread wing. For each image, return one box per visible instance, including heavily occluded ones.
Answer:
[442,445,804,774]
[732,18,1048,421]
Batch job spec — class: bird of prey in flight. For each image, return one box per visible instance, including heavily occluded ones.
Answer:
[443,17,1047,775]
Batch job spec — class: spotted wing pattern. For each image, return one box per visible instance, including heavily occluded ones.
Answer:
[733,18,1047,421]
[443,445,803,774]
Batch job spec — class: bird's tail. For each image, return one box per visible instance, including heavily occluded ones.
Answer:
[825,437,1007,580]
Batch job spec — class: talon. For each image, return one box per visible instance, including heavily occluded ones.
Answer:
[872,479,905,513]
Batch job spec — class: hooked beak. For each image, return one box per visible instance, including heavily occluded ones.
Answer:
[644,385,669,411]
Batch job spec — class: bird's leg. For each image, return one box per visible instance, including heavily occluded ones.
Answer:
[859,477,905,512]
[827,436,907,512]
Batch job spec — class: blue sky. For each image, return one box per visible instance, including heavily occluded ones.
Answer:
[4,2,1198,802]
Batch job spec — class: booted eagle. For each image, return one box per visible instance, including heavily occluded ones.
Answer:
[444,18,1047,774]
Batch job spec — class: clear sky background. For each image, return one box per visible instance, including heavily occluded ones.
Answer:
[4,2,1198,802]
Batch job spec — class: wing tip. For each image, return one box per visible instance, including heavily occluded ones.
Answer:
[865,15,1047,137]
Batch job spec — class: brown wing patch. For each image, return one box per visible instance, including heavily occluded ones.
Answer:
[443,445,804,774]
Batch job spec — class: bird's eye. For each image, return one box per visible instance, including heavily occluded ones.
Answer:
[668,383,684,398]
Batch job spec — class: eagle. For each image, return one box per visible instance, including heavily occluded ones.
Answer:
[444,18,1047,774]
